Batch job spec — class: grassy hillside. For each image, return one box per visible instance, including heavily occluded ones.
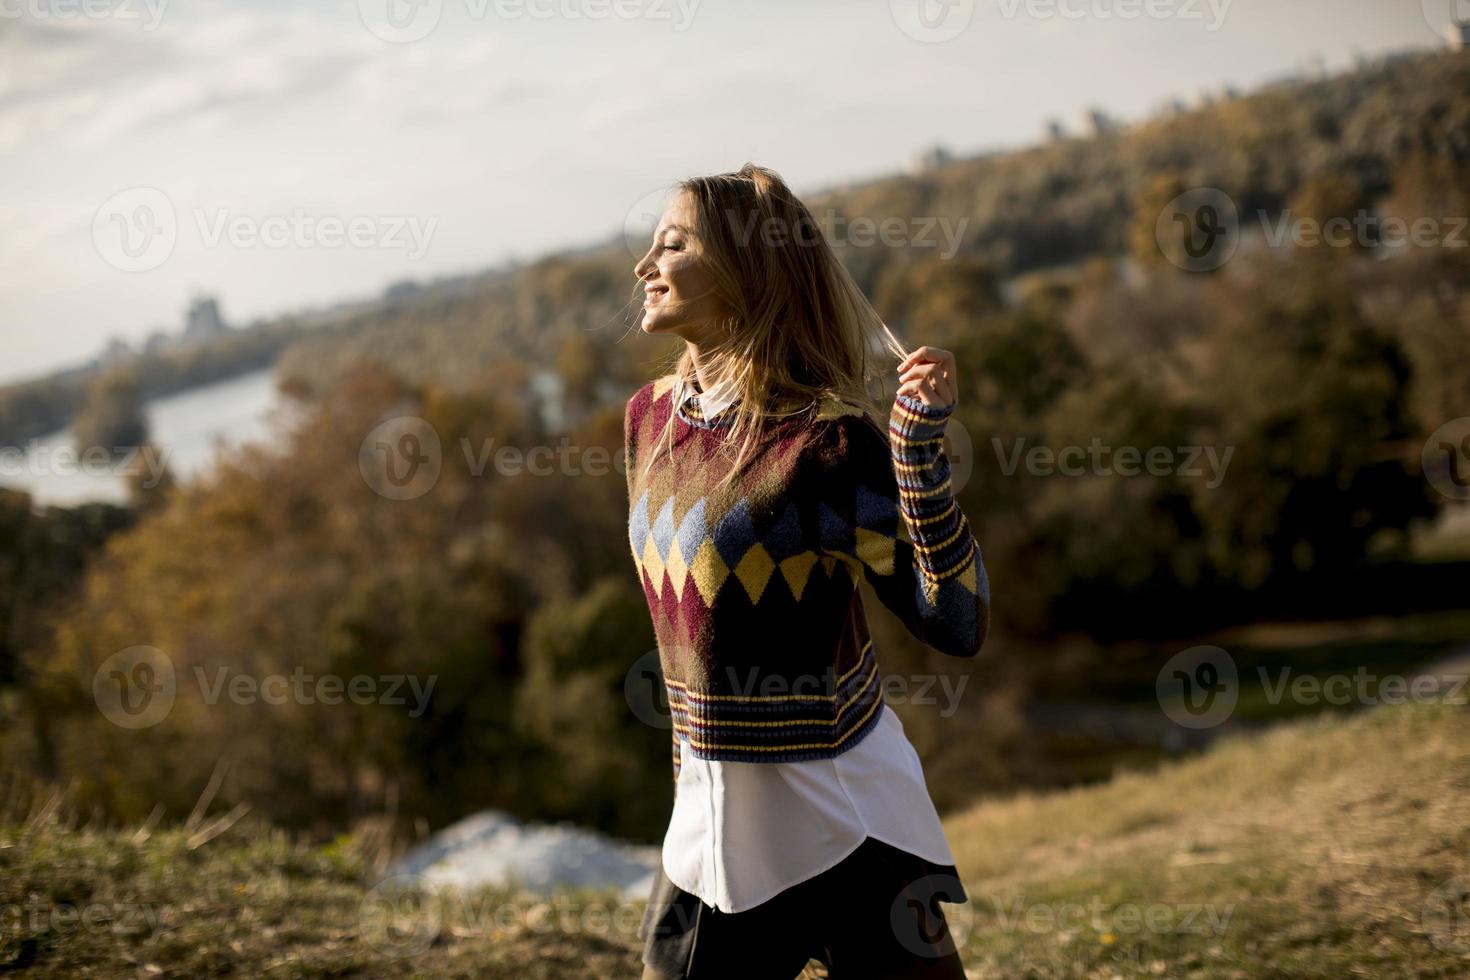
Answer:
[0,814,643,978]
[5,698,1467,978]
[945,698,1470,978]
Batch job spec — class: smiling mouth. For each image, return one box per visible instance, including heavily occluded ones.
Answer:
[643,286,670,305]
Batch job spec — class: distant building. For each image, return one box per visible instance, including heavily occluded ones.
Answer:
[909,144,954,175]
[1154,98,1189,119]
[384,279,423,306]
[183,295,229,343]
[1080,107,1118,138]
[100,336,134,366]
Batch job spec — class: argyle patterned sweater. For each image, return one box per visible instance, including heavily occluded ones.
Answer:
[624,373,990,780]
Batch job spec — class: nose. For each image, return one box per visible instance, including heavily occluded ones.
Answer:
[634,250,657,282]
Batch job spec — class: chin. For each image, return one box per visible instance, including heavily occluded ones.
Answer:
[641,313,683,335]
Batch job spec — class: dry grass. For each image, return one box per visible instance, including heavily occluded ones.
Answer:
[944,699,1470,978]
[4,700,1467,977]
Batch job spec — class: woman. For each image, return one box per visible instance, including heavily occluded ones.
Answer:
[624,164,990,980]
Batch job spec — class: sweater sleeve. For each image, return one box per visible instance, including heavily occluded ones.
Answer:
[808,392,990,659]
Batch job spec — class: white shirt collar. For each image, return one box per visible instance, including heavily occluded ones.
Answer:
[680,375,738,419]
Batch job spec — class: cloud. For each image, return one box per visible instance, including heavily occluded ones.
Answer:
[0,9,388,148]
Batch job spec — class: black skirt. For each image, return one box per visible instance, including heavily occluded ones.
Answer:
[637,836,970,979]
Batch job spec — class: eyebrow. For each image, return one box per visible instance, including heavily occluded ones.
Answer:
[655,224,692,238]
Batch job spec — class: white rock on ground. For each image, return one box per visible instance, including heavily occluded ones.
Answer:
[384,810,660,899]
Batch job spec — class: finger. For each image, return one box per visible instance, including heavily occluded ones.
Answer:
[897,384,931,408]
[901,355,957,399]
[898,364,946,388]
[897,379,941,408]
[896,346,937,372]
[897,348,935,373]
[905,371,955,407]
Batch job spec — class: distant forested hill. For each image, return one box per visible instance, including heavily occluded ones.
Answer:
[265,48,1469,399]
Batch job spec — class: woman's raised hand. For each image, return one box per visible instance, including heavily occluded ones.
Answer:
[896,346,958,411]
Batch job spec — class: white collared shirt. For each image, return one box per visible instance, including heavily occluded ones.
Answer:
[661,376,959,914]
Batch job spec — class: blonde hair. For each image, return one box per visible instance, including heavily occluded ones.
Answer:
[637,163,910,491]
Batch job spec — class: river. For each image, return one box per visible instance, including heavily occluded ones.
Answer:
[0,368,295,507]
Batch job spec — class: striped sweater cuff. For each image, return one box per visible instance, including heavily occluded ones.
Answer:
[890,392,956,488]
[888,392,974,604]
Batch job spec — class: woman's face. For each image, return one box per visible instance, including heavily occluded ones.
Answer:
[633,192,730,340]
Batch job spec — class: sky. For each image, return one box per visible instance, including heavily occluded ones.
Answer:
[0,0,1455,384]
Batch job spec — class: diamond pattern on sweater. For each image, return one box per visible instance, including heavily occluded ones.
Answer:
[631,476,898,611]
